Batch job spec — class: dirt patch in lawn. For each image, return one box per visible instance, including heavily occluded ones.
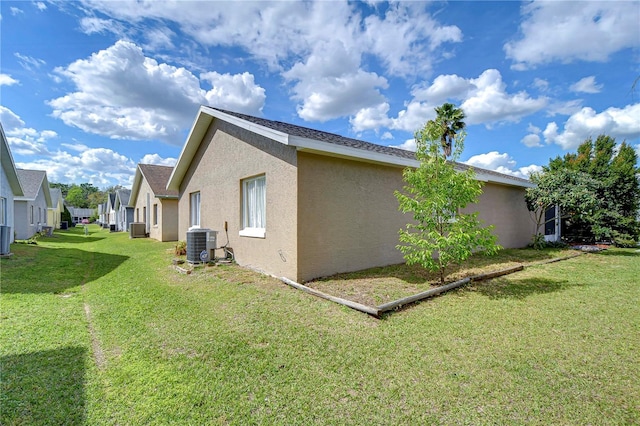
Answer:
[304,248,583,307]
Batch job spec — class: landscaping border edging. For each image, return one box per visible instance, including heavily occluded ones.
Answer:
[281,252,587,318]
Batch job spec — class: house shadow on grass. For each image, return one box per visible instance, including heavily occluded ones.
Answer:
[470,276,586,300]
[1,244,128,294]
[1,346,86,425]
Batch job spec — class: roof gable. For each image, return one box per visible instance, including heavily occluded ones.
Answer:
[16,169,52,206]
[130,163,178,205]
[49,187,63,208]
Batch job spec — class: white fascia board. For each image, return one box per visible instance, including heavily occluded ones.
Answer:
[129,167,143,207]
[204,107,290,145]
[475,171,535,188]
[289,135,420,168]
[167,108,214,191]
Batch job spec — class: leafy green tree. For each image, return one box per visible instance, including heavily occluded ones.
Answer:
[65,186,88,208]
[525,168,600,244]
[87,191,106,209]
[546,135,640,242]
[434,103,466,157]
[64,183,102,208]
[395,118,500,285]
[50,182,72,197]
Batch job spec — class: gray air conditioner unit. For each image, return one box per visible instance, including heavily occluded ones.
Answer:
[187,228,209,264]
[129,222,146,238]
[186,228,218,264]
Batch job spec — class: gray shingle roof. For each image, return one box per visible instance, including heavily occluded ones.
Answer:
[16,169,46,199]
[139,164,179,197]
[49,187,62,206]
[211,107,417,161]
[116,188,131,206]
[211,107,533,186]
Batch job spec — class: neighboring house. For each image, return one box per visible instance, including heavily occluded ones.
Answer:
[1,124,25,245]
[69,207,95,224]
[14,169,52,240]
[107,193,117,229]
[47,187,64,229]
[97,203,104,225]
[130,164,179,241]
[99,201,108,226]
[167,106,536,283]
[114,188,134,232]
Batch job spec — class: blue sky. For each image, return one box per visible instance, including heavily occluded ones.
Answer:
[1,0,639,188]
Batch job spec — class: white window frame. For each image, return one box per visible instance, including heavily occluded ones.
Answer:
[240,175,266,238]
[190,191,201,228]
[153,203,158,226]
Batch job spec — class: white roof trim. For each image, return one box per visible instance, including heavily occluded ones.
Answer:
[167,106,534,190]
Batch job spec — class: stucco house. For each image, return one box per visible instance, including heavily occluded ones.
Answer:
[115,188,134,232]
[130,163,179,241]
[167,107,536,283]
[14,169,52,240]
[1,124,25,246]
[47,187,64,229]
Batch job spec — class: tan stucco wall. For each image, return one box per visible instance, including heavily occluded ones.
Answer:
[132,178,178,242]
[159,198,178,241]
[297,153,534,281]
[297,152,409,282]
[462,182,535,249]
[177,119,298,279]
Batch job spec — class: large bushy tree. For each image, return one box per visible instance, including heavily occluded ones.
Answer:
[525,168,600,242]
[395,117,500,285]
[64,183,100,208]
[547,135,640,243]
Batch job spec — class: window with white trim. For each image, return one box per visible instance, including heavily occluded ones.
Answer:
[190,192,201,228]
[240,175,266,238]
[30,206,34,225]
[153,204,158,226]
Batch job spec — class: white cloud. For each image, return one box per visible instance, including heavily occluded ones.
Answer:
[201,72,266,116]
[48,40,265,144]
[460,69,547,125]
[0,106,24,129]
[532,78,549,92]
[139,153,177,167]
[78,1,462,123]
[505,1,640,69]
[79,17,124,36]
[35,2,47,11]
[411,74,471,103]
[521,133,542,148]
[353,69,546,133]
[547,99,584,117]
[10,7,23,16]
[0,106,56,156]
[388,138,417,152]
[14,53,46,71]
[17,148,137,187]
[542,104,640,149]
[464,151,541,179]
[350,103,393,133]
[0,74,19,86]
[570,76,603,94]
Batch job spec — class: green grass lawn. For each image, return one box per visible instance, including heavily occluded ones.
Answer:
[1,225,638,425]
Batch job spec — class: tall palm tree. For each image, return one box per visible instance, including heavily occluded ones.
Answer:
[434,103,466,157]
